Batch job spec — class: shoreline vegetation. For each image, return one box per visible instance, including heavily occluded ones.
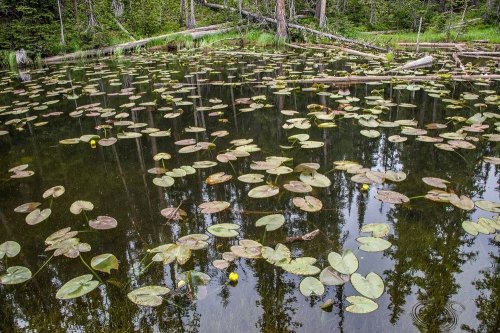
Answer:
[0,0,498,69]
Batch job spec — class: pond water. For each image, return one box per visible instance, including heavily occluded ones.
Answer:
[0,49,499,333]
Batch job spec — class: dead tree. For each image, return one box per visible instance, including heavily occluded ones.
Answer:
[276,0,288,40]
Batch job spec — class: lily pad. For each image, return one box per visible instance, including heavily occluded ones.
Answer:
[14,202,41,213]
[56,274,99,299]
[449,194,474,211]
[299,172,331,188]
[89,216,118,230]
[475,200,500,213]
[248,185,279,198]
[319,267,349,285]
[283,181,313,193]
[346,296,379,314]
[0,266,32,285]
[26,208,51,225]
[206,172,232,185]
[238,174,265,184]
[0,241,21,259]
[160,207,187,220]
[261,243,291,266]
[422,177,449,189]
[70,201,94,215]
[299,277,325,297]
[153,175,175,187]
[357,237,392,252]
[199,201,230,214]
[351,272,384,299]
[361,223,390,237]
[230,239,262,259]
[255,214,285,231]
[328,250,358,275]
[42,185,65,199]
[292,196,323,212]
[127,286,170,307]
[207,223,240,238]
[91,253,119,273]
[281,257,320,276]
[375,190,409,204]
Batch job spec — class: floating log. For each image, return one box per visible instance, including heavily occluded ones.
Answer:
[203,2,385,52]
[398,42,466,49]
[390,55,434,72]
[43,23,233,64]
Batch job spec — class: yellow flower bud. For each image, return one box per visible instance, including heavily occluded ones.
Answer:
[90,139,97,149]
[361,184,369,191]
[177,280,186,289]
[228,272,238,283]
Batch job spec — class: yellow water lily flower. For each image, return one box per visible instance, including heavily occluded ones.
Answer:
[228,272,238,282]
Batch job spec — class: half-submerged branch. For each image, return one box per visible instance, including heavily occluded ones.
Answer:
[286,74,500,84]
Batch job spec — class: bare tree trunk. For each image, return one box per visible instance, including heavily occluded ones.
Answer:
[85,0,97,31]
[276,0,288,40]
[316,0,326,28]
[179,0,185,25]
[369,0,375,25]
[289,0,296,20]
[184,0,192,28]
[57,0,65,45]
[190,0,196,28]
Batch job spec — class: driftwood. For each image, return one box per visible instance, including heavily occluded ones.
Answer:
[398,42,466,49]
[390,55,434,72]
[459,51,500,56]
[285,74,500,84]
[288,42,386,60]
[43,23,233,64]
[203,2,385,52]
[283,229,320,244]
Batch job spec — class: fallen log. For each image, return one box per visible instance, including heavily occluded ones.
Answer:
[203,2,385,52]
[452,53,466,73]
[285,74,500,84]
[398,42,466,49]
[43,23,232,64]
[390,55,434,72]
[459,51,500,56]
[289,42,386,60]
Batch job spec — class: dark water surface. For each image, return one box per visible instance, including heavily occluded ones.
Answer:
[0,50,498,333]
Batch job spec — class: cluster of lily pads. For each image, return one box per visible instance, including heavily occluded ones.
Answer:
[0,48,499,319]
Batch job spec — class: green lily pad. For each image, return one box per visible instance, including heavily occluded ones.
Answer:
[281,257,320,276]
[319,267,349,285]
[283,181,313,193]
[0,241,21,259]
[299,172,331,188]
[91,253,119,274]
[261,243,291,266]
[248,185,279,198]
[207,223,240,238]
[176,234,209,250]
[153,175,175,187]
[255,214,285,231]
[26,208,51,225]
[462,221,479,236]
[328,250,358,275]
[151,243,192,265]
[127,286,170,307]
[357,237,392,252]
[360,129,380,138]
[475,200,500,213]
[346,296,378,314]
[361,223,390,237]
[299,277,325,297]
[351,272,384,299]
[238,173,265,184]
[56,274,99,299]
[0,266,32,285]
